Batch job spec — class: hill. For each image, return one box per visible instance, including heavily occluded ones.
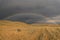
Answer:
[0,20,60,40]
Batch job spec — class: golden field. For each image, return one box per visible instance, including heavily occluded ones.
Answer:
[0,20,60,40]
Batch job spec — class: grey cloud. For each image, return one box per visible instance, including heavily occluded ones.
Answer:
[52,15,60,19]
[45,15,60,24]
[4,13,47,24]
[0,0,60,24]
[4,13,59,24]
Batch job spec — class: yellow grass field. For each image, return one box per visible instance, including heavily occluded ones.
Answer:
[0,20,60,40]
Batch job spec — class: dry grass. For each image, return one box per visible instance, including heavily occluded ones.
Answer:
[0,20,60,40]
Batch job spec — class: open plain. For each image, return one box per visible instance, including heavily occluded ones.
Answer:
[0,20,60,40]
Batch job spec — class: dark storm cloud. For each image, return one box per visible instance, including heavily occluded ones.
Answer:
[4,13,59,24]
[0,0,59,17]
[0,0,60,24]
[4,13,47,24]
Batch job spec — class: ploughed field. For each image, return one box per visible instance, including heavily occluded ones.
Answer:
[0,20,60,40]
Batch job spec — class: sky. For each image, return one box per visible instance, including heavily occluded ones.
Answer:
[0,0,60,24]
